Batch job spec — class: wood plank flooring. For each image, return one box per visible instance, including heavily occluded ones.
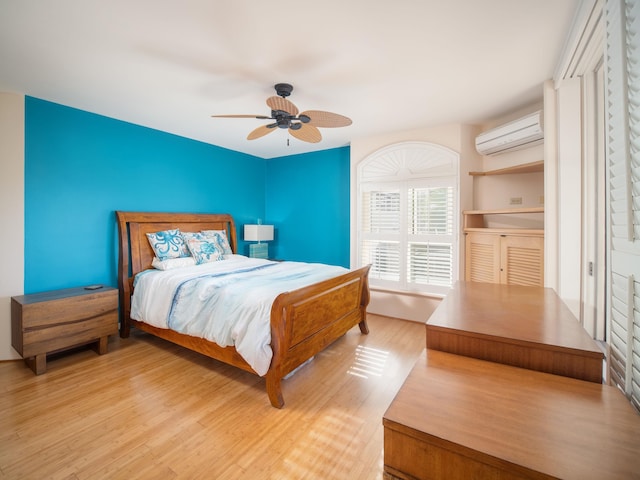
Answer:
[0,314,425,480]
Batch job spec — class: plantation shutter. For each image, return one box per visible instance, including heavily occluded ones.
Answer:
[407,184,454,287]
[357,142,459,295]
[361,185,401,282]
[605,0,640,412]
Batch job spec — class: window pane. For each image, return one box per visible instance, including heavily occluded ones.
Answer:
[408,242,453,287]
[409,187,453,235]
[362,190,400,233]
[362,240,400,281]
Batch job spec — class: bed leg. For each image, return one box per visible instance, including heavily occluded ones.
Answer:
[266,374,284,409]
[120,324,129,338]
[359,317,370,334]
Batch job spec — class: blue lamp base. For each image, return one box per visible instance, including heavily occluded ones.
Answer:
[249,243,269,259]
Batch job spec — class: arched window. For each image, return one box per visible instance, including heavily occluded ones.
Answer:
[357,142,459,295]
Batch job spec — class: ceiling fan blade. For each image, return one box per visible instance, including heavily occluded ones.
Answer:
[247,124,277,140]
[266,96,299,116]
[212,114,271,119]
[301,110,352,128]
[289,124,322,143]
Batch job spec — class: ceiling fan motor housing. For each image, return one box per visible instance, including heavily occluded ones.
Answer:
[274,83,293,98]
[272,110,293,128]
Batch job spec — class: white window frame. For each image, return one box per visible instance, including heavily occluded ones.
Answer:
[356,142,459,296]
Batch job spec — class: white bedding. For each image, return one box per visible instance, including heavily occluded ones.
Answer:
[130,255,348,376]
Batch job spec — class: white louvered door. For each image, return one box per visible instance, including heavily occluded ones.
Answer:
[605,0,640,412]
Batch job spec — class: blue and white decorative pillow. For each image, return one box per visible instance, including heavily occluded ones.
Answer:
[201,230,233,256]
[146,229,190,261]
[152,256,197,271]
[182,232,223,264]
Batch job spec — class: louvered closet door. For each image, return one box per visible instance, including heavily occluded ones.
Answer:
[606,0,640,411]
[500,235,544,286]
[465,232,500,283]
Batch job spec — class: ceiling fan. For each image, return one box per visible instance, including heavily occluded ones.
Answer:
[211,83,352,143]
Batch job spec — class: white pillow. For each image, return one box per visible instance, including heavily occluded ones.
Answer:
[182,232,224,265]
[201,229,233,256]
[151,256,197,270]
[146,229,190,261]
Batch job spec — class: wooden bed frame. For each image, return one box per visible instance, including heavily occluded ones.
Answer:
[116,211,371,408]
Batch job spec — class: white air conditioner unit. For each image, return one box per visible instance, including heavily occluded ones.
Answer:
[475,110,544,156]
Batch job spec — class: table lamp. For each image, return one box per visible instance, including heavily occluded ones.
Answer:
[244,222,274,259]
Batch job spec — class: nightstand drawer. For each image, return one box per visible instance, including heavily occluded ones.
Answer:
[11,286,119,374]
[12,288,117,329]
[21,312,117,357]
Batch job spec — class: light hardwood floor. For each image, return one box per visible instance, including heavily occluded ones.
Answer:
[0,314,425,480]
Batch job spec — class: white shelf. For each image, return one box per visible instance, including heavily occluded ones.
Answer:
[463,207,544,232]
[469,160,544,177]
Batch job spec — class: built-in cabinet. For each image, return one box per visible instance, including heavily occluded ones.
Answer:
[465,227,544,286]
[462,160,544,286]
[464,159,545,286]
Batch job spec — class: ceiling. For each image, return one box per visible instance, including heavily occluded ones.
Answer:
[0,0,580,159]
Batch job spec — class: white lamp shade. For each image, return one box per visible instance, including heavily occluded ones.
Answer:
[244,224,274,242]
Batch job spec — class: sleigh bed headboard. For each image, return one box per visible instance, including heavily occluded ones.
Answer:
[115,211,237,335]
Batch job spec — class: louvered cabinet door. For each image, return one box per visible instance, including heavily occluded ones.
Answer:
[465,232,501,283]
[500,235,544,286]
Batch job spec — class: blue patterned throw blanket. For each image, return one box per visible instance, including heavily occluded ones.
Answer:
[130,256,347,375]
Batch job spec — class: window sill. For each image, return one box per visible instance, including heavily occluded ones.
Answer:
[370,286,446,300]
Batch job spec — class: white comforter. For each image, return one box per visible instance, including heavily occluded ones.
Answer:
[130,255,348,376]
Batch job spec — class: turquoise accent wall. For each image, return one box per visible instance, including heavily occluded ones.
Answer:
[265,147,350,267]
[24,97,266,293]
[23,97,351,293]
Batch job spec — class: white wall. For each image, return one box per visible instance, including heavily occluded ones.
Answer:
[474,142,544,213]
[0,92,25,360]
[350,123,481,323]
[543,80,559,291]
[556,78,584,318]
[473,101,545,216]
[550,0,606,327]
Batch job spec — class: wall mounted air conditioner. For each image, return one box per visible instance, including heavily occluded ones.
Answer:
[475,110,544,156]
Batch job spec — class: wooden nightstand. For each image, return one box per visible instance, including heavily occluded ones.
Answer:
[11,286,119,374]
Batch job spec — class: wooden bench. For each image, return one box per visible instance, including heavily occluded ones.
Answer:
[383,282,638,479]
[383,349,640,480]
[425,281,604,382]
